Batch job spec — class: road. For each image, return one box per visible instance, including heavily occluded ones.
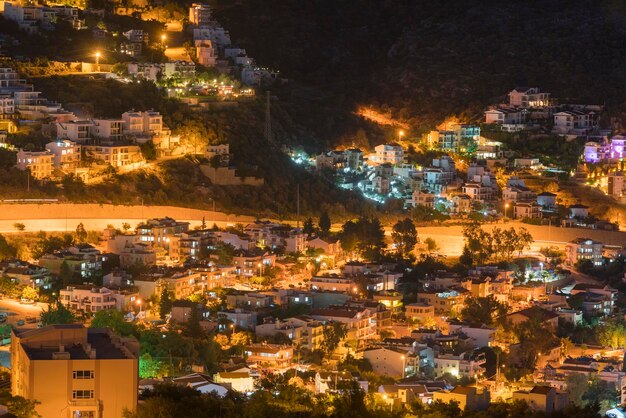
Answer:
[0,203,257,233]
[416,221,626,256]
[0,298,47,328]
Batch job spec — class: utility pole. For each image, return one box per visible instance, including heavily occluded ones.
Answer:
[264,91,272,143]
[296,184,300,229]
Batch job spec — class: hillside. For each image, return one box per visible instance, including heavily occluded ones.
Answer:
[215,0,626,139]
[6,76,376,220]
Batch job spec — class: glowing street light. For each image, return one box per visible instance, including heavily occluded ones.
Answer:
[136,298,142,316]
[398,130,405,141]
[95,51,101,72]
[504,203,510,219]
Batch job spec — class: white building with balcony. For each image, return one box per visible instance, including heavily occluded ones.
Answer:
[59,285,117,313]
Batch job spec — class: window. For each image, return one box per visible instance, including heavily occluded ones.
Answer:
[73,370,94,379]
[72,390,94,399]
[73,412,95,418]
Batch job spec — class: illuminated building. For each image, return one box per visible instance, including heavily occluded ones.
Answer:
[11,324,138,418]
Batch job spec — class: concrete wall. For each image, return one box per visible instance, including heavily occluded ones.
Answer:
[0,203,256,232]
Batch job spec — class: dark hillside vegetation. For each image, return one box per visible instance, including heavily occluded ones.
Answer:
[214,0,626,139]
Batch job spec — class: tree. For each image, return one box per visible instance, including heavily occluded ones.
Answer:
[303,217,315,236]
[340,217,385,260]
[595,318,626,349]
[539,246,565,269]
[424,237,439,253]
[21,286,38,302]
[59,261,74,287]
[0,394,41,418]
[0,234,16,261]
[122,222,131,233]
[91,309,137,337]
[75,222,87,243]
[184,305,202,338]
[321,321,347,358]
[13,222,25,231]
[391,218,417,258]
[40,302,75,326]
[460,296,508,327]
[318,211,331,235]
[159,288,172,320]
[566,373,589,406]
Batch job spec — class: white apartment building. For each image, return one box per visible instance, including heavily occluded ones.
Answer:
[16,149,53,179]
[193,26,231,49]
[45,140,81,171]
[83,144,142,168]
[553,110,598,135]
[566,238,604,266]
[462,182,494,202]
[434,352,486,379]
[56,120,94,143]
[121,110,163,137]
[0,94,15,115]
[59,285,117,313]
[484,107,525,130]
[508,87,551,108]
[369,143,404,166]
[92,119,124,141]
[310,306,377,341]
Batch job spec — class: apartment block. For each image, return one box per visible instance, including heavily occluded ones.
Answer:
[11,324,138,418]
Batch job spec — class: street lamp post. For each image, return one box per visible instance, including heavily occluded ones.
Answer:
[401,355,405,379]
[504,203,510,220]
[136,299,142,318]
[95,51,101,72]
[257,263,263,277]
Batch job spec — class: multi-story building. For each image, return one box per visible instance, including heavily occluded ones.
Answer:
[189,3,213,26]
[513,202,542,219]
[309,274,355,293]
[244,343,293,368]
[59,285,117,313]
[508,87,551,108]
[427,124,480,153]
[433,386,490,412]
[232,250,276,277]
[45,139,81,171]
[11,324,138,418]
[512,386,568,414]
[553,110,598,135]
[566,238,604,266]
[163,266,230,299]
[369,143,404,166]
[433,352,486,379]
[83,144,142,168]
[310,306,377,341]
[416,288,467,315]
[192,26,231,50]
[121,110,163,138]
[405,302,435,322]
[16,149,53,179]
[195,39,217,67]
[136,217,190,250]
[484,107,525,130]
[38,244,104,278]
[244,221,306,253]
[462,182,494,202]
[91,119,124,142]
[56,120,94,143]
